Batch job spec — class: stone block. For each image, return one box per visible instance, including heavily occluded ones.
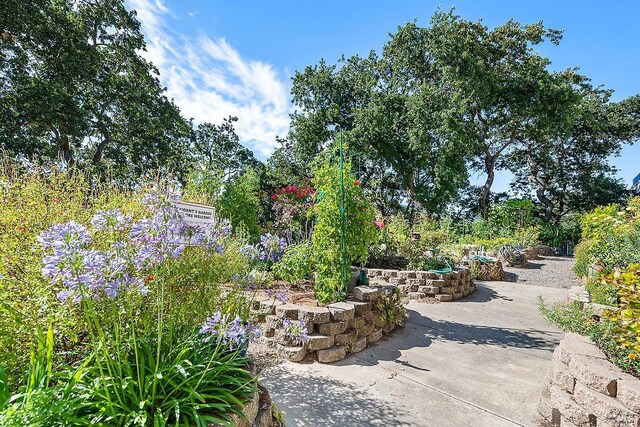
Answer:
[306,334,335,351]
[398,284,412,293]
[452,292,463,300]
[435,294,452,302]
[425,279,446,286]
[573,381,640,427]
[228,391,260,427]
[407,278,425,287]
[317,345,347,363]
[440,286,457,294]
[347,300,371,316]
[351,336,367,353]
[537,389,555,423]
[559,415,580,427]
[368,328,383,344]
[275,304,299,320]
[358,323,375,337]
[367,269,382,277]
[335,330,357,347]
[349,316,365,331]
[265,315,280,329]
[552,357,576,393]
[317,321,348,336]
[382,269,398,278]
[398,270,416,279]
[255,406,272,427]
[327,302,356,322]
[569,354,627,396]
[352,286,380,302]
[437,273,452,280]
[259,299,284,314]
[556,336,607,366]
[390,277,407,285]
[549,384,591,427]
[419,285,440,294]
[408,292,426,300]
[280,345,307,362]
[263,327,275,338]
[298,306,331,324]
[617,377,640,413]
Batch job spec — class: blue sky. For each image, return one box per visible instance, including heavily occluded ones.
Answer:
[126,0,640,191]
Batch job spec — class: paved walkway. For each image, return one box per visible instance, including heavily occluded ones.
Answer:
[260,259,571,426]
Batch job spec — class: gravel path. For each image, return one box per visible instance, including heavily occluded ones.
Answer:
[502,255,582,289]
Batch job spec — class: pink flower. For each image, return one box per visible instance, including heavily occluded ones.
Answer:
[373,219,385,229]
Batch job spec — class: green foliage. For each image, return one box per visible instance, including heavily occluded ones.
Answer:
[375,288,409,327]
[311,152,377,302]
[601,265,640,357]
[585,277,618,306]
[573,197,640,277]
[0,0,192,178]
[220,168,263,241]
[272,242,316,283]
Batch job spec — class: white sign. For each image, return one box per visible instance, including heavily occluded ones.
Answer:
[174,201,215,227]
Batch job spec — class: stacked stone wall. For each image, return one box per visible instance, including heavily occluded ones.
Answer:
[257,286,396,363]
[365,268,475,302]
[538,333,640,427]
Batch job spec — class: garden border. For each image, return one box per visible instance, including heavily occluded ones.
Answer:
[366,267,476,301]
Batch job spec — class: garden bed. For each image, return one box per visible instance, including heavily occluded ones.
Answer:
[255,286,402,363]
[366,267,475,301]
[538,333,640,427]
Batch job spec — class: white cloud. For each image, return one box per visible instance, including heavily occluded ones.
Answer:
[126,0,290,158]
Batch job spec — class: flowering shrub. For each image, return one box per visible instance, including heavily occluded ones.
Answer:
[272,242,316,283]
[602,265,640,358]
[271,183,315,244]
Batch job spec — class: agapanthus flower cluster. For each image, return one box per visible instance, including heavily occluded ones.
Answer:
[241,233,287,264]
[200,311,261,351]
[265,288,289,303]
[39,187,231,303]
[281,318,308,345]
[38,221,137,303]
[91,208,131,233]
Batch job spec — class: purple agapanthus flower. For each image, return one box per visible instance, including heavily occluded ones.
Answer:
[200,311,260,350]
[38,221,91,254]
[91,208,131,232]
[282,318,308,345]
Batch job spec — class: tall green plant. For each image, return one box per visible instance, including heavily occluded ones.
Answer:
[311,152,377,302]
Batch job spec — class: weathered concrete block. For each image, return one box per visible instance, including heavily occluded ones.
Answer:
[617,377,640,413]
[573,381,640,427]
[407,278,425,287]
[556,336,607,366]
[569,354,626,396]
[440,286,457,294]
[335,329,357,347]
[437,273,452,280]
[352,286,379,302]
[435,294,452,302]
[367,269,382,277]
[349,316,365,331]
[347,300,371,316]
[317,345,347,363]
[358,323,375,337]
[275,304,299,320]
[265,315,280,329]
[306,334,335,350]
[263,327,275,338]
[298,306,331,324]
[228,391,260,427]
[549,384,591,427]
[382,269,398,278]
[452,292,463,300]
[280,345,307,362]
[398,284,412,293]
[259,299,284,314]
[368,328,383,344]
[317,321,348,336]
[408,292,426,299]
[390,277,407,285]
[351,336,367,353]
[425,279,446,286]
[419,285,440,294]
[327,302,355,322]
[552,357,576,393]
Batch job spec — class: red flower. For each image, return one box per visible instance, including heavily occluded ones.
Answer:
[271,194,278,200]
[354,180,361,186]
[373,219,385,229]
[18,225,27,232]
[145,276,154,282]
[53,197,59,203]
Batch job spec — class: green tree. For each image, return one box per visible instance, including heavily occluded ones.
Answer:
[0,0,192,178]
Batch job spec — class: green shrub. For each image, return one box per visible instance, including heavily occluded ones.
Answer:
[601,265,640,358]
[273,242,315,283]
[585,277,618,306]
[311,151,377,302]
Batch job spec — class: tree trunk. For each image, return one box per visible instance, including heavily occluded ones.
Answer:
[527,150,555,222]
[58,133,74,165]
[479,152,495,219]
[93,122,112,165]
